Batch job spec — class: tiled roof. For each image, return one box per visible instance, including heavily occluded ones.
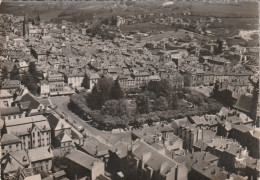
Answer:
[1,150,29,173]
[9,150,29,166]
[0,106,21,116]
[65,150,99,170]
[233,95,252,113]
[175,151,219,170]
[233,124,252,133]
[5,115,50,136]
[191,161,227,180]
[37,98,52,107]
[24,174,41,180]
[132,139,178,172]
[1,133,21,145]
[27,146,53,162]
[20,93,40,110]
[82,137,109,157]
[0,89,13,98]
[2,80,20,89]
[55,131,72,143]
[5,115,47,127]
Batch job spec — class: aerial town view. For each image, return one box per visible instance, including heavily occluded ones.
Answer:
[0,0,259,179]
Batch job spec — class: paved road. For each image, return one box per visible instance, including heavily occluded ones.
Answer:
[49,96,110,138]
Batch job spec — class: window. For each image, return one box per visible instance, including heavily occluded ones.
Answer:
[8,116,11,120]
[33,133,35,137]
[19,114,22,118]
[38,132,40,137]
[1,146,4,149]
[13,115,16,119]
[9,145,11,149]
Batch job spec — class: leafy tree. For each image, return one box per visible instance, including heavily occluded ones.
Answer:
[37,13,41,22]
[21,73,39,94]
[10,65,20,80]
[111,79,123,100]
[187,92,204,106]
[28,62,37,76]
[182,72,192,87]
[87,84,102,110]
[111,15,117,26]
[153,96,168,111]
[2,65,8,80]
[98,77,114,103]
[216,39,223,54]
[168,93,179,110]
[81,74,90,89]
[136,93,150,114]
[102,99,128,117]
[147,79,171,98]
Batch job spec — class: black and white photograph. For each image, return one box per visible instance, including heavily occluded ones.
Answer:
[0,0,259,179]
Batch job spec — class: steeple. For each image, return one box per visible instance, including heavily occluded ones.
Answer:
[23,13,29,38]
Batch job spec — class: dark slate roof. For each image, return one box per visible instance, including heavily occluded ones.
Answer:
[1,134,21,145]
[132,139,178,172]
[19,93,40,110]
[0,107,21,116]
[233,95,252,113]
[65,150,99,170]
[46,113,60,130]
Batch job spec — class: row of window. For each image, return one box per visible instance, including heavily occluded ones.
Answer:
[3,114,23,120]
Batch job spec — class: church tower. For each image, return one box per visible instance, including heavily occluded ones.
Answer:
[23,13,29,38]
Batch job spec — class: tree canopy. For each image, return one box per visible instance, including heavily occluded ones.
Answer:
[10,65,20,80]
[136,93,150,114]
[81,74,90,89]
[2,66,8,80]
[102,99,128,117]
[111,78,123,100]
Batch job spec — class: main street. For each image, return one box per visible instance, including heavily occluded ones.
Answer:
[49,96,111,138]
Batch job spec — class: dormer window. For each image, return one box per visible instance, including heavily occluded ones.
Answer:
[23,156,27,162]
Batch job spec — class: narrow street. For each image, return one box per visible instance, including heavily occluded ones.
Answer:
[49,96,111,138]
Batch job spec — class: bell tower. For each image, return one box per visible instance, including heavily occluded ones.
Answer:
[23,13,29,38]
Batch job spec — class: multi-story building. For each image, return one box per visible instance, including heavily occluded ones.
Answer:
[128,139,188,180]
[228,125,260,159]
[118,75,129,89]
[133,72,150,88]
[0,106,26,121]
[1,146,53,179]
[65,150,106,180]
[1,133,22,156]
[1,79,21,91]
[174,151,225,179]
[190,70,252,87]
[40,80,50,97]
[206,137,249,175]
[47,73,65,95]
[0,89,13,107]
[4,115,51,150]
[86,73,100,91]
[47,113,84,149]
[18,93,53,116]
[27,146,53,173]
[67,73,84,88]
